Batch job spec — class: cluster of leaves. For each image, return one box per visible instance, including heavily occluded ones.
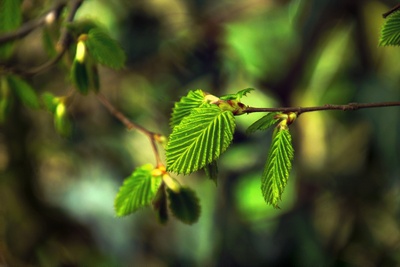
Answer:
[114,88,297,224]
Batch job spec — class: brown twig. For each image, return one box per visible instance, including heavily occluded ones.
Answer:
[383,4,400,18]
[244,101,400,115]
[96,93,164,166]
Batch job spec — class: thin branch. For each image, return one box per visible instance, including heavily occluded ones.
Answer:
[383,4,400,18]
[0,0,84,76]
[0,0,67,44]
[244,101,400,115]
[96,93,164,166]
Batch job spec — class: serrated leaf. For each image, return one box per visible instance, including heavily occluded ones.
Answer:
[204,161,218,185]
[220,88,254,101]
[86,28,126,69]
[167,187,201,224]
[170,89,205,128]
[115,164,162,217]
[380,11,400,46]
[261,127,294,208]
[246,112,281,134]
[71,60,89,94]
[7,75,39,109]
[0,0,22,59]
[166,105,235,174]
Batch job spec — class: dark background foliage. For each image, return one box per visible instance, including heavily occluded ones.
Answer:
[1,0,400,266]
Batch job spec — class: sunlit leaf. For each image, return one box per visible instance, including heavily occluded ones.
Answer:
[246,112,281,134]
[220,88,254,101]
[86,28,126,69]
[167,187,201,224]
[261,126,294,208]
[115,164,162,217]
[0,0,22,59]
[380,11,400,46]
[170,89,205,128]
[7,75,39,109]
[166,104,235,174]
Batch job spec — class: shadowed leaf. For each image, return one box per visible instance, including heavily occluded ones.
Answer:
[167,187,201,224]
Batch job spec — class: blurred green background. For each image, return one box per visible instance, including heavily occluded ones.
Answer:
[1,0,400,266]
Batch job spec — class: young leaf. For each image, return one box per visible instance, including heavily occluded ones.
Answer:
[220,88,254,101]
[54,103,71,137]
[71,59,89,94]
[7,75,39,109]
[152,183,169,224]
[246,112,281,134]
[166,105,235,174]
[115,164,162,217]
[170,89,205,128]
[86,28,126,69]
[0,0,22,59]
[167,187,201,224]
[261,126,294,208]
[380,11,400,46]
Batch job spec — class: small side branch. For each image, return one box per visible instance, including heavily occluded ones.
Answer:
[383,4,400,18]
[97,93,164,166]
[244,101,400,115]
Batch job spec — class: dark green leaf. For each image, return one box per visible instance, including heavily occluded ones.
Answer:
[170,89,205,128]
[7,75,39,109]
[380,11,400,46]
[166,105,235,174]
[71,60,89,94]
[86,28,126,69]
[0,0,22,59]
[152,183,168,224]
[220,88,254,101]
[114,164,162,217]
[261,126,294,208]
[167,187,201,224]
[246,112,281,134]
[204,161,218,185]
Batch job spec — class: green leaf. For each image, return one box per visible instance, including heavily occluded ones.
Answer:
[54,103,71,137]
[220,88,254,101]
[7,75,39,109]
[246,112,281,134]
[170,89,205,128]
[380,11,400,46]
[167,187,201,224]
[86,28,126,69]
[261,126,294,208]
[204,161,218,185]
[0,0,22,59]
[71,60,89,94]
[152,183,169,224]
[114,164,162,217]
[166,104,235,174]
[66,19,99,37]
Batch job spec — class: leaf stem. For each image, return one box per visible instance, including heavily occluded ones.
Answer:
[244,101,400,115]
[96,93,164,166]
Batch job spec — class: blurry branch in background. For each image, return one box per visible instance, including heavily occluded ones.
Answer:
[97,93,165,167]
[0,0,84,76]
[244,101,400,116]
